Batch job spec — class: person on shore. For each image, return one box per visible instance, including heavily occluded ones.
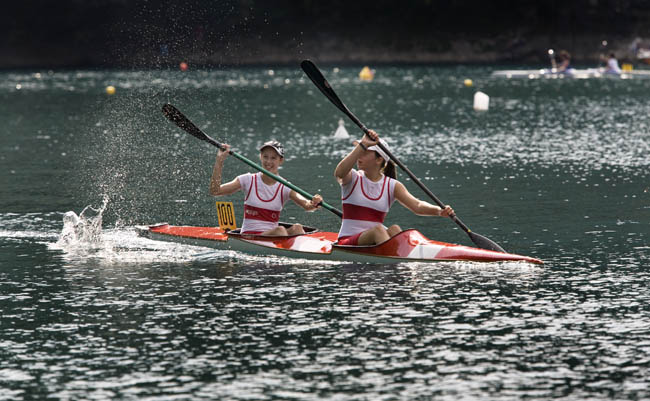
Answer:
[605,53,622,74]
[209,140,322,235]
[334,130,454,246]
[557,50,575,74]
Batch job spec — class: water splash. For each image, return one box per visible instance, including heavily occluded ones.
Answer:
[50,197,252,264]
[55,197,109,250]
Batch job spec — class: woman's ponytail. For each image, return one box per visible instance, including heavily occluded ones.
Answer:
[382,160,396,179]
[374,150,396,179]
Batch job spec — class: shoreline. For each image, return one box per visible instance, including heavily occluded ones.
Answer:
[2,34,648,70]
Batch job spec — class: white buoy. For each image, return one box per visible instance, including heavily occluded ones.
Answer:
[473,91,489,111]
[333,119,350,139]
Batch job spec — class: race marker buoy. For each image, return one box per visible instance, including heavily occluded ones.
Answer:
[333,119,350,139]
[105,85,116,95]
[473,91,489,111]
[179,61,188,71]
[359,66,374,81]
[464,78,473,87]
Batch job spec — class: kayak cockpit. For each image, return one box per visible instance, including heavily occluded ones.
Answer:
[226,222,319,240]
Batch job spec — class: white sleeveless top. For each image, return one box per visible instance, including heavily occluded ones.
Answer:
[237,172,291,233]
[338,169,396,238]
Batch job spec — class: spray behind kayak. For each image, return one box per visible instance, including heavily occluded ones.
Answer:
[56,197,109,250]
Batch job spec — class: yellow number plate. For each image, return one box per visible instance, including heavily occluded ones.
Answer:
[215,201,237,231]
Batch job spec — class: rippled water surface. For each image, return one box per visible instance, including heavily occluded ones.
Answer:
[1,66,649,400]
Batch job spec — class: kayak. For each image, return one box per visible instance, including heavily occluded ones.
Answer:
[491,68,650,79]
[137,223,543,264]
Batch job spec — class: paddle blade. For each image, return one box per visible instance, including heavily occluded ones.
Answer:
[467,231,506,253]
[300,60,366,132]
[300,60,341,108]
[162,104,214,144]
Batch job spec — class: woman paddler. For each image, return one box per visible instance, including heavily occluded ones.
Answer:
[335,130,455,246]
[210,140,321,235]
[556,50,574,74]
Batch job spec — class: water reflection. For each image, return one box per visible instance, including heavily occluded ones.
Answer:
[2,230,649,399]
[1,66,650,400]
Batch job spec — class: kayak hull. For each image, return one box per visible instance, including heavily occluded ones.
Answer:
[136,223,338,260]
[137,224,543,264]
[333,229,542,264]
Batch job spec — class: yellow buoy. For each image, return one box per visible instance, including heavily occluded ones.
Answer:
[359,66,374,81]
[105,85,116,95]
[464,79,473,87]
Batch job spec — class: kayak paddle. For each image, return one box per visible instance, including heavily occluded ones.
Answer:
[300,60,506,252]
[161,103,343,218]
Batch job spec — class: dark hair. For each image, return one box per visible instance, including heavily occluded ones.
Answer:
[377,156,396,179]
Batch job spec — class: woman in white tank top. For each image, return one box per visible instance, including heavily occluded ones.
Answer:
[209,140,322,235]
[334,130,454,246]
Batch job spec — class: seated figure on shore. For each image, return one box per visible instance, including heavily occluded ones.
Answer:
[556,50,575,74]
[604,53,622,74]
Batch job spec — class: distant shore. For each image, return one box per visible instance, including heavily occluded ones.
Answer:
[3,33,648,69]
[4,0,650,70]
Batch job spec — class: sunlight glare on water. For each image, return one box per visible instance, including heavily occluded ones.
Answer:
[1,66,649,400]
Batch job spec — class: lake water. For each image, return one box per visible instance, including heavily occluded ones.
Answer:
[1,65,649,400]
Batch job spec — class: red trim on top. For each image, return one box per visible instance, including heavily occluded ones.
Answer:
[244,176,254,201]
[254,173,282,202]
[387,177,392,207]
[342,203,386,222]
[360,175,387,201]
[341,175,359,201]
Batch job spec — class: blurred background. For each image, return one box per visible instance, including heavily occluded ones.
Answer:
[2,0,650,68]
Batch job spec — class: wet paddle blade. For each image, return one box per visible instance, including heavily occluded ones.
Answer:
[300,60,343,110]
[468,231,506,253]
[162,104,221,148]
[301,60,367,132]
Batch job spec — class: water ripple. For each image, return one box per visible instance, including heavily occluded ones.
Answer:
[2,66,650,400]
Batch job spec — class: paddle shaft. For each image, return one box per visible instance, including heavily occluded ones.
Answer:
[301,60,505,251]
[227,153,345,218]
[162,104,343,218]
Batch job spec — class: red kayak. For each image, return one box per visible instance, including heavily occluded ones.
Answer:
[137,223,543,264]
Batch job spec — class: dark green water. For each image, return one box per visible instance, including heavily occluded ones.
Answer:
[1,66,649,399]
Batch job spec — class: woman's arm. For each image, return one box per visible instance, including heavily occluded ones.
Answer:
[334,130,379,184]
[393,182,454,217]
[209,145,242,196]
[289,191,322,212]
[334,144,363,185]
[210,177,241,196]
